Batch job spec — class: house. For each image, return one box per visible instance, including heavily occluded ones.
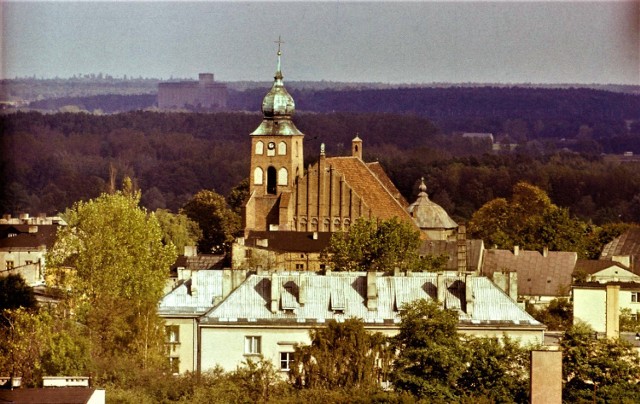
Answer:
[599,228,640,273]
[573,259,640,283]
[418,230,485,273]
[0,214,66,286]
[481,246,578,305]
[197,271,544,374]
[158,269,246,374]
[166,245,225,293]
[573,282,640,338]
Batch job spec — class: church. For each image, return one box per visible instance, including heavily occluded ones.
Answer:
[234,45,459,271]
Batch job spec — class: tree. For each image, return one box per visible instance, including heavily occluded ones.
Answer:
[561,322,640,403]
[325,217,435,272]
[469,181,590,256]
[47,189,176,380]
[181,190,241,254]
[0,274,37,312]
[390,299,468,400]
[290,318,391,391]
[526,298,573,331]
[227,178,249,215]
[155,208,203,254]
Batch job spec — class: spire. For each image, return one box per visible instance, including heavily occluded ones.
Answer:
[419,177,428,196]
[275,36,284,81]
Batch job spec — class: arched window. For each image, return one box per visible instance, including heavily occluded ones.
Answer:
[310,218,318,231]
[295,141,299,157]
[278,167,288,186]
[267,166,277,194]
[278,141,287,155]
[323,218,330,231]
[300,218,308,231]
[333,218,341,231]
[255,141,264,155]
[344,218,351,231]
[253,167,263,185]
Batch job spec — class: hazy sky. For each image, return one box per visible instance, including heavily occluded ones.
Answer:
[2,1,639,84]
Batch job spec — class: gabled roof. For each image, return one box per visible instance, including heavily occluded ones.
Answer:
[574,259,629,275]
[244,231,332,253]
[200,272,541,327]
[481,248,578,297]
[159,270,225,316]
[0,387,98,404]
[172,254,225,271]
[0,224,59,249]
[325,157,415,226]
[419,239,485,272]
[365,162,409,208]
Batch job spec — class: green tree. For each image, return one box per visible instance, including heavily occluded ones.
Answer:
[561,322,640,403]
[154,208,203,253]
[290,318,391,391]
[0,274,37,312]
[526,298,573,331]
[326,217,433,272]
[47,189,176,380]
[620,308,640,333]
[181,189,241,254]
[391,299,468,400]
[227,178,249,215]
[469,182,590,256]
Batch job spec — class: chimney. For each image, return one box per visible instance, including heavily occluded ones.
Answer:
[437,273,446,303]
[19,213,29,222]
[457,224,467,274]
[298,273,307,306]
[28,225,38,234]
[605,284,620,339]
[221,269,233,301]
[508,271,518,301]
[184,246,197,257]
[270,273,280,313]
[366,271,378,311]
[542,246,549,257]
[312,231,318,240]
[513,245,519,256]
[465,274,474,317]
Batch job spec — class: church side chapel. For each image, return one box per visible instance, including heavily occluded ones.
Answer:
[234,42,460,271]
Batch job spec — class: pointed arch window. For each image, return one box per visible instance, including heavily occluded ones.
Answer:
[323,218,330,231]
[255,141,264,155]
[300,217,308,231]
[333,218,341,231]
[267,166,277,194]
[310,218,318,232]
[343,218,351,231]
[278,167,288,186]
[278,141,287,155]
[253,167,263,185]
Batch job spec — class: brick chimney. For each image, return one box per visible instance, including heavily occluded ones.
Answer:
[366,271,378,311]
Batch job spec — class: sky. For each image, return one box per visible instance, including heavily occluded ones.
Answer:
[1,1,639,85]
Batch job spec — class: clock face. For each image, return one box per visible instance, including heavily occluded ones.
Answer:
[267,142,276,150]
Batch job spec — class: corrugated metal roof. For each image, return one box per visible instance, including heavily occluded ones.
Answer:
[201,272,541,327]
[158,270,224,315]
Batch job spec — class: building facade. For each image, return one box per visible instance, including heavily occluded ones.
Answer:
[158,73,227,111]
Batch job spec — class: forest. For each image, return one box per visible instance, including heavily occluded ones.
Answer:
[1,109,640,226]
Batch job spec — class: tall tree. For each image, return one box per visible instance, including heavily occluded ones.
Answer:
[0,274,37,312]
[154,208,203,254]
[290,319,391,391]
[469,181,590,255]
[181,189,241,254]
[325,217,438,272]
[47,189,176,380]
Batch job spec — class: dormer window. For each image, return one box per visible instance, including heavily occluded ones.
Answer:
[8,233,17,237]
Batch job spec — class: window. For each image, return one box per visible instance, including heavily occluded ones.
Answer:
[267,142,276,156]
[280,352,294,371]
[296,264,304,270]
[8,233,17,238]
[267,167,277,194]
[278,167,288,186]
[245,249,252,259]
[168,357,180,375]
[25,260,33,266]
[278,141,287,155]
[254,167,263,185]
[323,218,330,231]
[255,141,264,155]
[5,261,14,271]
[310,218,318,231]
[632,292,639,303]
[245,336,261,355]
[166,325,180,344]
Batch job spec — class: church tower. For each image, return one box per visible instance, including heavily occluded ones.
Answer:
[245,38,304,231]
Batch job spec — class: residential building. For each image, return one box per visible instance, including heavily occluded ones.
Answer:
[573,282,640,338]
[158,73,227,111]
[481,246,578,305]
[600,228,640,273]
[573,259,640,283]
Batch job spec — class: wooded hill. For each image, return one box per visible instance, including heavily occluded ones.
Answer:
[2,110,639,225]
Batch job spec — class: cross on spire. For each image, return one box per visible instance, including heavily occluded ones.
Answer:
[275,36,285,55]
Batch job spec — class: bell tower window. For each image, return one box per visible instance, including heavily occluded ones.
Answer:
[267,166,277,194]
[278,141,287,155]
[278,168,288,186]
[254,167,263,185]
[255,141,264,155]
